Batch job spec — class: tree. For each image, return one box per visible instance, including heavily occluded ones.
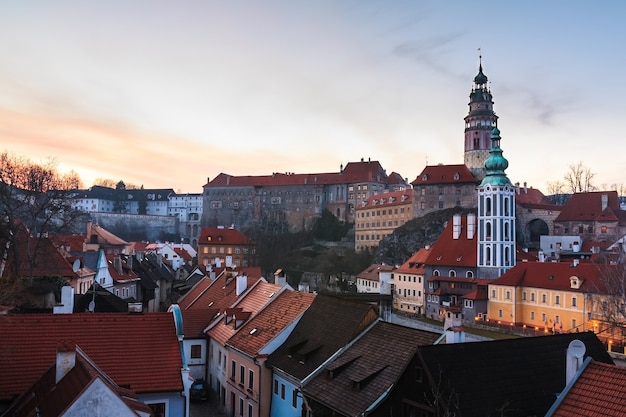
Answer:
[0,152,84,284]
[564,161,595,193]
[93,177,117,188]
[545,180,569,205]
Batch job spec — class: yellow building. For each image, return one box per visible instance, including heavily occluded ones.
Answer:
[354,190,413,252]
[488,261,624,344]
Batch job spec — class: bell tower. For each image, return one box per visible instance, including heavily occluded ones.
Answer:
[464,55,498,181]
[477,127,516,279]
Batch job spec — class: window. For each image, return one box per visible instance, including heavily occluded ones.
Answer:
[572,319,577,329]
[542,294,547,303]
[248,404,253,417]
[531,311,535,320]
[498,309,503,318]
[239,398,244,417]
[231,360,236,380]
[464,299,474,309]
[281,384,286,400]
[522,292,527,301]
[506,291,511,300]
[240,365,245,385]
[274,380,278,395]
[555,295,560,305]
[292,389,298,408]
[531,293,536,302]
[491,289,496,298]
[190,344,202,359]
[572,297,577,307]
[248,369,254,391]
[147,402,166,417]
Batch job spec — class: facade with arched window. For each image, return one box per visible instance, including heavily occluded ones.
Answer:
[477,128,516,279]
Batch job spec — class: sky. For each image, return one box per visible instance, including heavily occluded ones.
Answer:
[0,1,625,194]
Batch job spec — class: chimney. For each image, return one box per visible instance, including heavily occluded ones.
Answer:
[452,214,462,240]
[524,182,527,193]
[602,193,608,211]
[236,274,247,296]
[56,341,77,383]
[114,257,123,274]
[467,213,476,239]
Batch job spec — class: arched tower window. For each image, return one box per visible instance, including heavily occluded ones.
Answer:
[485,197,492,215]
[504,222,510,240]
[504,197,510,216]
[505,247,510,266]
[486,222,492,239]
[486,247,491,265]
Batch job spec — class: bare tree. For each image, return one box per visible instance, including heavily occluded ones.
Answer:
[564,161,595,193]
[545,180,568,205]
[93,177,117,188]
[0,152,84,284]
[588,258,626,346]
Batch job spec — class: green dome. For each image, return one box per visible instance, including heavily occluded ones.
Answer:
[480,127,512,187]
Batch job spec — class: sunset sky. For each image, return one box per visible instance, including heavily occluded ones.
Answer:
[0,1,624,193]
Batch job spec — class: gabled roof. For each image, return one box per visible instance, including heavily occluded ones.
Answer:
[416,332,613,417]
[181,308,220,338]
[356,264,395,282]
[74,283,130,313]
[303,321,441,417]
[177,269,261,311]
[2,343,152,417]
[207,280,283,346]
[0,232,78,280]
[395,247,431,274]
[411,164,477,186]
[491,261,618,293]
[106,255,140,284]
[555,191,626,223]
[87,222,129,246]
[198,227,254,245]
[266,294,379,380]
[0,312,183,401]
[426,216,477,267]
[49,234,87,253]
[226,290,316,357]
[547,360,626,417]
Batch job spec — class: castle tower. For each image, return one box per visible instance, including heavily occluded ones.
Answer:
[477,127,515,279]
[464,56,498,181]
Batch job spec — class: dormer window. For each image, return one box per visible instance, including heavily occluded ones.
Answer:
[570,276,582,289]
[453,172,460,180]
[422,174,428,181]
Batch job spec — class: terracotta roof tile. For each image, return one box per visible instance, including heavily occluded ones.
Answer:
[426,215,477,267]
[550,360,626,417]
[395,247,431,274]
[410,164,477,185]
[0,313,183,401]
[198,227,254,245]
[555,191,625,223]
[226,290,316,357]
[356,264,395,282]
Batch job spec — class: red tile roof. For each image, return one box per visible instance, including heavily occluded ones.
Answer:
[426,215,477,267]
[555,191,626,223]
[357,190,412,210]
[198,227,254,245]
[356,264,395,282]
[549,360,626,417]
[395,247,431,274]
[491,261,619,293]
[207,281,283,346]
[2,344,153,417]
[181,308,220,337]
[410,164,477,185]
[226,290,316,357]
[1,233,78,280]
[204,160,389,188]
[514,186,550,205]
[0,312,183,401]
[177,269,262,311]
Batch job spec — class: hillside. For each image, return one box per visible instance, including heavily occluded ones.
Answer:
[373,207,476,266]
